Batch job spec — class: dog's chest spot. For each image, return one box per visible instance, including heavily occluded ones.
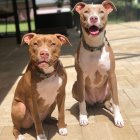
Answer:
[98,47,110,73]
[79,46,110,75]
[36,75,62,106]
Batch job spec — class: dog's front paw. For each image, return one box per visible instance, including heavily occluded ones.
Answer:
[17,135,25,140]
[114,113,124,128]
[79,114,88,126]
[37,134,47,140]
[59,128,68,136]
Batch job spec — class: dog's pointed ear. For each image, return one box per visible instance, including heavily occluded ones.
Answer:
[20,33,36,47]
[102,0,117,14]
[55,34,72,46]
[72,2,86,14]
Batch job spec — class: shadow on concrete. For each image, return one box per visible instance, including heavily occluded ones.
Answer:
[21,123,58,140]
[0,37,29,104]
[68,102,114,124]
[115,53,140,60]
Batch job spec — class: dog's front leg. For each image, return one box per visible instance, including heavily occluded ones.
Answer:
[79,100,88,126]
[57,89,67,136]
[108,72,124,127]
[77,73,88,126]
[28,94,47,140]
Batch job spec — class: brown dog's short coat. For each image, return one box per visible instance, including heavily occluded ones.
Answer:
[11,33,71,140]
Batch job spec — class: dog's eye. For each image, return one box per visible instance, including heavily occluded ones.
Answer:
[51,43,56,46]
[84,10,89,14]
[100,10,104,14]
[33,42,38,46]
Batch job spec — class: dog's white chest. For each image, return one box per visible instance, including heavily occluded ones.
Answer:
[98,47,110,73]
[36,74,63,106]
[79,46,110,76]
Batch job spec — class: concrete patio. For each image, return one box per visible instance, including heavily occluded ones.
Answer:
[0,21,140,140]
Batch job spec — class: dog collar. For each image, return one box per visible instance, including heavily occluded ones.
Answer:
[39,70,56,79]
[82,38,104,52]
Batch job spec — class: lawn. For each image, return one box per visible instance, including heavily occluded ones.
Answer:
[0,20,35,33]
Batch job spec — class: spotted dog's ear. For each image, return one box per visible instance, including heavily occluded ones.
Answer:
[20,33,36,47]
[55,34,72,46]
[72,2,86,14]
[102,0,117,14]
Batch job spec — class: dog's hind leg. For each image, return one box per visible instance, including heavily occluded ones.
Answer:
[103,92,114,113]
[11,101,26,140]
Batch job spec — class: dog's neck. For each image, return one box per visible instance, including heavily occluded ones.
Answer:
[82,27,105,48]
[41,65,55,74]
[82,37,104,52]
[31,60,59,79]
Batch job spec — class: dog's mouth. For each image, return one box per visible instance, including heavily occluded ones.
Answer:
[37,60,49,68]
[86,25,103,36]
[36,58,57,68]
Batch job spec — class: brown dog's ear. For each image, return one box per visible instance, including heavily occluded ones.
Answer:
[102,0,117,14]
[72,2,86,14]
[55,34,72,46]
[20,33,36,46]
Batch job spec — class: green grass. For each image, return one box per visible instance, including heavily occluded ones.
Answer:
[0,20,35,33]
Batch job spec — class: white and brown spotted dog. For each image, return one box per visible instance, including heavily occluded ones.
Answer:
[72,1,124,127]
[11,33,71,140]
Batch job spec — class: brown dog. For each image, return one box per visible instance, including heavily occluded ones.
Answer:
[11,33,71,140]
[72,1,124,127]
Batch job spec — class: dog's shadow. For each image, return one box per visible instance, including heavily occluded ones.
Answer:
[68,102,114,124]
[21,103,114,139]
[21,118,58,140]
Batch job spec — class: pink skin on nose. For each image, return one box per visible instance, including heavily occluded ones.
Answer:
[90,16,98,24]
[40,50,49,60]
[37,50,50,68]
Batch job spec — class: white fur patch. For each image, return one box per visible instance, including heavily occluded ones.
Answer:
[59,128,68,136]
[37,74,63,106]
[17,135,25,140]
[98,46,110,73]
[37,134,47,140]
[79,101,88,126]
[79,114,89,126]
[113,105,124,127]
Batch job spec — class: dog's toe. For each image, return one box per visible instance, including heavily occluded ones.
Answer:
[59,128,68,136]
[37,134,47,140]
[17,135,25,140]
[114,114,124,128]
[79,114,88,126]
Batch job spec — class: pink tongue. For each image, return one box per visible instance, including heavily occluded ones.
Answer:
[89,26,99,35]
[90,30,99,35]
